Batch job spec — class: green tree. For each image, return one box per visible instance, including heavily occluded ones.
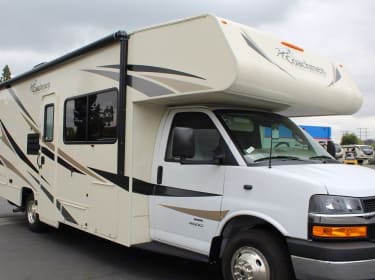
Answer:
[0,65,11,82]
[341,133,362,145]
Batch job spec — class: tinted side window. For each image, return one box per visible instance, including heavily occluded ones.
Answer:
[43,104,54,142]
[65,97,87,142]
[64,89,117,143]
[88,91,117,141]
[165,112,236,165]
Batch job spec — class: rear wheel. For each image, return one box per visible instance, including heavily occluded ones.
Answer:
[25,194,45,232]
[222,229,295,280]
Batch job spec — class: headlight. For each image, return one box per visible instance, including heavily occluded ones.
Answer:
[309,195,364,215]
[309,195,368,239]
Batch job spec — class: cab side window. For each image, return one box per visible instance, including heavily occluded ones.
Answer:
[165,112,236,165]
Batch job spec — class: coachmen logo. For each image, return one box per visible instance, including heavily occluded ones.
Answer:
[276,47,326,76]
[30,80,51,94]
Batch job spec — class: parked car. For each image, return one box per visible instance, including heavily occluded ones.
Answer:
[342,145,374,163]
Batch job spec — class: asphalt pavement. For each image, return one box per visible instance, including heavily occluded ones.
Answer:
[0,198,221,280]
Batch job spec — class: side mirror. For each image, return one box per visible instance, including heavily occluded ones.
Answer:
[213,139,226,164]
[172,127,195,159]
[271,125,280,139]
[327,141,336,158]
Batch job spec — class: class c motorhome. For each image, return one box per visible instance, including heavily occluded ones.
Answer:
[0,14,374,280]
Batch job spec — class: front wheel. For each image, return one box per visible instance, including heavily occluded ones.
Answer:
[25,194,45,232]
[222,229,295,280]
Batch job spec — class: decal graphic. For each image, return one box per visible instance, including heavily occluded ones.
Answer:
[0,155,35,190]
[0,120,39,174]
[30,80,51,94]
[8,88,38,128]
[161,204,229,222]
[40,185,53,203]
[89,167,221,197]
[82,64,210,97]
[241,31,295,79]
[328,64,343,87]
[56,200,78,225]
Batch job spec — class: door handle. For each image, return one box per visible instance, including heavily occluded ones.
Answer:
[243,185,253,190]
[37,154,45,169]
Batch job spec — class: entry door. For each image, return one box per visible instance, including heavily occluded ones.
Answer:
[38,93,59,226]
[150,111,228,255]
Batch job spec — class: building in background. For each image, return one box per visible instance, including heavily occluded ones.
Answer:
[300,125,331,142]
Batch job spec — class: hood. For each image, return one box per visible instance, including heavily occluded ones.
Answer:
[274,164,375,197]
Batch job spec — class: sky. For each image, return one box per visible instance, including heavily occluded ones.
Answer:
[0,0,374,142]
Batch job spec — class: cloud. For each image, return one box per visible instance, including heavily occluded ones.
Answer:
[0,0,373,140]
[0,0,297,49]
[0,0,298,75]
[261,0,375,139]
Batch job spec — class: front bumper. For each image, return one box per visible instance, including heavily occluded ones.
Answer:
[287,238,375,280]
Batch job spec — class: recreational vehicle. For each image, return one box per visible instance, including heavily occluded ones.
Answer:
[0,15,374,280]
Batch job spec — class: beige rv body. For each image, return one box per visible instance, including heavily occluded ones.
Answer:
[0,13,362,246]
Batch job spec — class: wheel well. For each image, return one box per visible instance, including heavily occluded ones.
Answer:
[21,188,34,208]
[209,215,286,263]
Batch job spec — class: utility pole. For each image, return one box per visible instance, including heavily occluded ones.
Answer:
[357,128,369,141]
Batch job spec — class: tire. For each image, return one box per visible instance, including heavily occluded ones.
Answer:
[25,193,45,232]
[222,229,295,280]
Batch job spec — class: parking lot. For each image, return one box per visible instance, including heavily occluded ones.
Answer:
[0,198,221,280]
[0,164,374,279]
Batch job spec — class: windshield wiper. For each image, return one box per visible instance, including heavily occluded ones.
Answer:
[309,155,333,160]
[254,156,303,162]
[309,155,338,163]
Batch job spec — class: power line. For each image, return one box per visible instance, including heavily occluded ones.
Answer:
[357,128,369,140]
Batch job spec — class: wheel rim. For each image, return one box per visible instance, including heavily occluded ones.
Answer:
[231,246,270,280]
[27,199,37,225]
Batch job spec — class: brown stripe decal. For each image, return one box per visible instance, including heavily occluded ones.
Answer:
[142,75,211,93]
[161,204,229,222]
[8,88,38,127]
[41,142,105,182]
[0,120,39,174]
[101,64,206,80]
[41,185,53,203]
[0,124,13,151]
[21,113,40,133]
[241,31,295,80]
[57,148,106,182]
[0,155,35,190]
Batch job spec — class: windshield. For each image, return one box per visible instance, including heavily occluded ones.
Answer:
[215,110,333,165]
[361,146,373,153]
